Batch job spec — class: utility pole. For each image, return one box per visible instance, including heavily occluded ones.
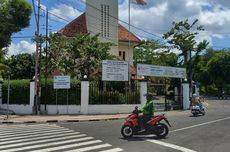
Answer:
[34,0,41,115]
[44,8,49,113]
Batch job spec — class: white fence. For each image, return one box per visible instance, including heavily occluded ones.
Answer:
[0,80,147,115]
[0,80,190,115]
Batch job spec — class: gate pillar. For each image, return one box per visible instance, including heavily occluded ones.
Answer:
[81,79,89,114]
[182,82,190,110]
[140,80,147,106]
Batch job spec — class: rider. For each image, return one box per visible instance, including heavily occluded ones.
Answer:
[197,96,204,110]
[139,93,156,130]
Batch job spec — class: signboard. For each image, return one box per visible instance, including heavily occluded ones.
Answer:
[53,76,70,89]
[102,60,129,81]
[137,64,186,78]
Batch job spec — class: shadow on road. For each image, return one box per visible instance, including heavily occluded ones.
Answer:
[120,135,168,141]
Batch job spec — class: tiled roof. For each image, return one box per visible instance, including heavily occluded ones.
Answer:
[59,13,140,42]
[118,24,140,42]
[59,13,88,37]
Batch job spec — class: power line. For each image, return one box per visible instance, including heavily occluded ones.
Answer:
[11,36,34,39]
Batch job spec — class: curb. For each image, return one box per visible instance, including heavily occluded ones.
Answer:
[0,117,122,124]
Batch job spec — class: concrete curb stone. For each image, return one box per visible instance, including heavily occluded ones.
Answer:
[0,110,189,124]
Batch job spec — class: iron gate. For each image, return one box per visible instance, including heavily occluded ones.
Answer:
[148,82,183,111]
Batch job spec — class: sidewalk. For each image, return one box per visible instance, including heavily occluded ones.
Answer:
[0,110,188,124]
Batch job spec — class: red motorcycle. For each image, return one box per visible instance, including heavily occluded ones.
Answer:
[121,107,171,138]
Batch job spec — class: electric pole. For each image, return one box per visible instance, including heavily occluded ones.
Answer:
[34,0,41,115]
[44,8,49,112]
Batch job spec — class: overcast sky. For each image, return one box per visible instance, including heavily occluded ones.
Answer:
[9,0,230,56]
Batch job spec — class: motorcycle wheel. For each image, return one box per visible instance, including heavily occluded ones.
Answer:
[193,113,198,117]
[156,123,169,139]
[202,110,205,115]
[121,125,133,138]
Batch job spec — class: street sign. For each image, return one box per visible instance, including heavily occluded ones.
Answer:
[137,64,186,78]
[53,76,70,89]
[102,60,129,81]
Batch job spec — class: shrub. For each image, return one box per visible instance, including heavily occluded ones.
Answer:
[40,78,81,105]
[89,90,140,104]
[2,79,30,104]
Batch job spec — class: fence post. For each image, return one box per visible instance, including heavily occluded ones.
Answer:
[30,81,35,114]
[0,82,2,105]
[81,79,89,114]
[140,80,147,106]
[182,82,190,110]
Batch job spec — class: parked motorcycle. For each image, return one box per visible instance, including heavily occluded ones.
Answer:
[191,105,205,117]
[121,107,171,138]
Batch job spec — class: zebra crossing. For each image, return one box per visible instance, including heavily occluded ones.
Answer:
[0,124,123,152]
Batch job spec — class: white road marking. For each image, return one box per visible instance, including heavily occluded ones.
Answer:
[170,116,230,133]
[1,137,94,152]
[0,134,86,149]
[29,140,102,152]
[0,124,123,152]
[0,124,59,130]
[147,140,197,152]
[0,130,74,141]
[0,132,80,145]
[0,126,68,135]
[64,144,112,152]
[99,148,124,152]
[0,128,71,138]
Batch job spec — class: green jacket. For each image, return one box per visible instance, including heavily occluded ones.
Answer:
[139,100,156,116]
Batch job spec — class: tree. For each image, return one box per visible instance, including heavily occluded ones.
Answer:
[5,53,35,79]
[0,0,32,49]
[207,50,230,93]
[163,19,209,96]
[192,48,214,87]
[46,33,114,79]
[163,19,209,65]
[134,40,178,67]
[134,40,179,86]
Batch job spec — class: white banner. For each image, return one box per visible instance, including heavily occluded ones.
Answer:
[102,60,129,81]
[53,76,70,89]
[137,64,186,78]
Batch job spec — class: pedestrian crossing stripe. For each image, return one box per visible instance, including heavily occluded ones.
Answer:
[0,132,80,145]
[0,129,74,141]
[0,124,123,152]
[0,128,73,139]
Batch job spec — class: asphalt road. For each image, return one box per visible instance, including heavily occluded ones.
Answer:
[58,100,230,152]
[0,100,229,152]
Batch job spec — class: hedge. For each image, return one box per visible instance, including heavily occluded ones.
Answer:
[2,79,30,104]
[89,90,140,104]
[1,79,81,105]
[40,79,81,105]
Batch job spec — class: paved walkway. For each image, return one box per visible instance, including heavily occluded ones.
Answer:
[0,110,188,124]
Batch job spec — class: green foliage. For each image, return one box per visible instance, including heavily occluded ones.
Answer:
[207,50,230,90]
[4,53,35,79]
[193,48,230,94]
[134,40,178,67]
[163,19,209,65]
[1,79,81,105]
[89,90,140,104]
[2,79,30,104]
[0,0,32,49]
[40,78,81,105]
[46,33,115,79]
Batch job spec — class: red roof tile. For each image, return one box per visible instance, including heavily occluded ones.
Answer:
[118,24,140,42]
[59,13,88,37]
[59,13,140,43]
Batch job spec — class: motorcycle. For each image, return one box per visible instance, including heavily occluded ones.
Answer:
[121,106,171,138]
[191,105,205,117]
